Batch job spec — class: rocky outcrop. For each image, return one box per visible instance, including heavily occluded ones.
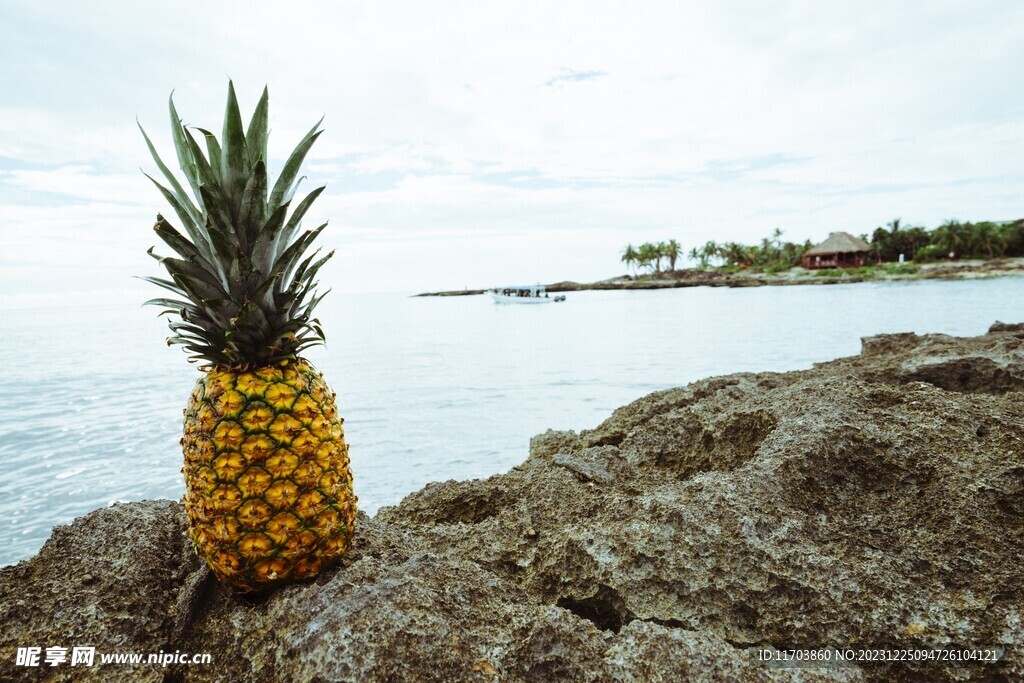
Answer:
[2,324,1023,681]
[831,322,1024,393]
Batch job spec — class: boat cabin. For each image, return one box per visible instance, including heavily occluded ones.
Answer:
[489,285,566,304]
[493,285,548,298]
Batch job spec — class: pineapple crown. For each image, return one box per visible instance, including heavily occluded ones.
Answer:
[140,82,333,368]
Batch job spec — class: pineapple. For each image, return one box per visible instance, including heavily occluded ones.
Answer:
[140,83,356,592]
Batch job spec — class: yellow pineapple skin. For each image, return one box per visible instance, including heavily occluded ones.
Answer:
[182,358,356,592]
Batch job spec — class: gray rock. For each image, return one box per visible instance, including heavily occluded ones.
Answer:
[0,500,201,682]
[2,324,1023,681]
[989,321,1024,334]
[552,451,615,484]
[831,328,1024,393]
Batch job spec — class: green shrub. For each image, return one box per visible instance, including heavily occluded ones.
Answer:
[914,245,946,262]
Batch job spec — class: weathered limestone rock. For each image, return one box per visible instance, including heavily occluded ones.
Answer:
[2,324,1022,681]
[823,321,1024,393]
[0,500,201,682]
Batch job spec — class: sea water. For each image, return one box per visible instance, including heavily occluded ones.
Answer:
[1,277,1021,565]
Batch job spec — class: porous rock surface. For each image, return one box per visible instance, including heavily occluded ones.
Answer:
[2,323,1023,681]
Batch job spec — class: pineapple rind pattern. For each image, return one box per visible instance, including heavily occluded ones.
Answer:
[182,359,356,592]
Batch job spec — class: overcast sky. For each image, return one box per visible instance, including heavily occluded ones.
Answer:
[1,0,1022,300]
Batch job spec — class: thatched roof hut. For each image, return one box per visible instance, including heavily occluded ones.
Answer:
[803,232,871,269]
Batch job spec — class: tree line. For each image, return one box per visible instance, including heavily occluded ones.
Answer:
[868,218,1024,262]
[619,240,682,274]
[622,218,1024,274]
[622,229,811,274]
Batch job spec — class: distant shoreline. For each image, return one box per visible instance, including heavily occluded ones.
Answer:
[414,257,1024,297]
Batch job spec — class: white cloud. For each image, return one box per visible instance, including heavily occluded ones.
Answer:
[0,166,149,203]
[1,0,1022,294]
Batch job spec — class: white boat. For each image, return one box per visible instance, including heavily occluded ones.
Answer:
[489,285,566,304]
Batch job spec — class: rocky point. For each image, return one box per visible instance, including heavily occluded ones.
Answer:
[2,322,1023,681]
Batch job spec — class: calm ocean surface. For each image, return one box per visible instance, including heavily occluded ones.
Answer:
[1,277,1022,565]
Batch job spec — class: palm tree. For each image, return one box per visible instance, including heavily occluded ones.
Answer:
[620,244,638,275]
[870,227,889,262]
[887,218,903,260]
[637,243,660,274]
[932,220,966,259]
[664,239,681,271]
[869,218,903,262]
[699,241,720,268]
[778,239,803,268]
[999,220,1024,256]
[655,242,668,272]
[719,242,749,267]
[972,222,1004,259]
[903,226,929,260]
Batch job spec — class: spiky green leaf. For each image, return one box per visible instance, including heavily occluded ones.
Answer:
[195,127,223,187]
[272,185,324,259]
[246,86,269,165]
[143,175,214,263]
[239,159,268,250]
[138,122,204,228]
[185,130,235,236]
[272,223,328,292]
[253,202,290,275]
[221,81,250,218]
[168,93,204,211]
[268,121,322,213]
